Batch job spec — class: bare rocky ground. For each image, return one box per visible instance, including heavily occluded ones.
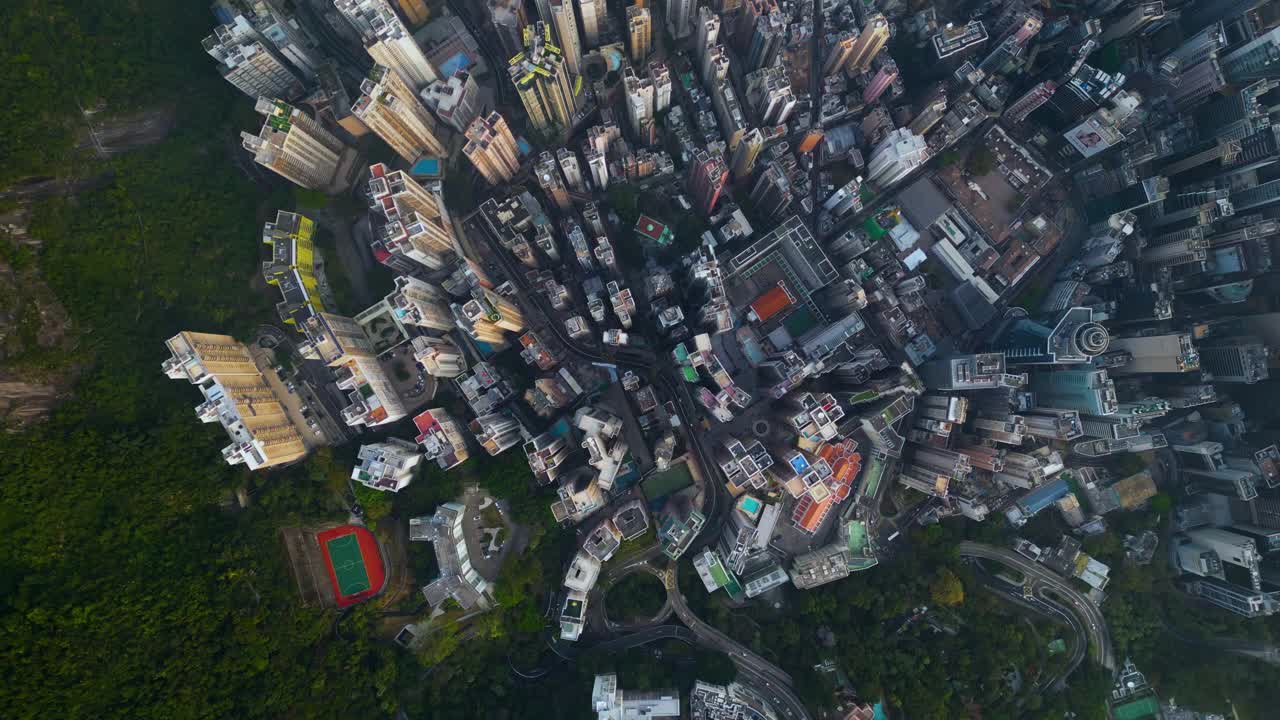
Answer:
[0,212,80,431]
[0,103,177,430]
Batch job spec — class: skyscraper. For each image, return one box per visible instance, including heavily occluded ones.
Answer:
[1138,225,1209,268]
[578,0,604,47]
[548,0,583,76]
[1184,576,1279,618]
[335,0,438,88]
[846,13,891,75]
[462,287,527,336]
[413,407,470,468]
[241,96,351,190]
[1097,2,1165,45]
[352,65,447,161]
[862,56,898,105]
[1199,338,1271,384]
[649,61,672,113]
[702,43,730,86]
[866,127,929,187]
[1163,21,1226,70]
[824,31,858,77]
[163,332,308,470]
[387,276,454,332]
[489,0,529,59]
[203,20,304,100]
[510,23,576,133]
[995,307,1110,364]
[978,35,1025,76]
[1170,56,1227,110]
[667,0,696,40]
[1003,80,1056,124]
[556,147,587,193]
[746,65,797,125]
[740,0,785,71]
[366,163,459,271]
[579,143,606,188]
[919,353,1024,391]
[1107,334,1200,374]
[351,439,422,492]
[731,128,764,180]
[410,336,467,378]
[470,413,524,455]
[909,90,948,136]
[301,312,407,428]
[262,211,324,327]
[421,69,481,132]
[690,149,729,214]
[696,6,721,60]
[463,111,522,185]
[1021,408,1083,441]
[623,67,656,144]
[1030,368,1119,415]
[230,2,323,79]
[627,3,652,63]
[536,151,572,210]
[750,164,793,218]
[1222,27,1280,84]
[1003,9,1044,45]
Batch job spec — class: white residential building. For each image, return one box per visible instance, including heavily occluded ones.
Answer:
[335,0,438,87]
[421,69,481,132]
[351,438,422,492]
[591,674,681,720]
[867,127,929,188]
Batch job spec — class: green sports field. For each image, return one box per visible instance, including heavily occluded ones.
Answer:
[326,534,371,596]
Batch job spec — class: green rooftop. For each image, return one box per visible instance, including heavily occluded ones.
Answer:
[849,389,881,404]
[709,561,731,588]
[864,216,888,240]
[845,520,868,554]
[859,456,886,499]
[782,305,821,336]
[706,553,742,596]
[643,463,694,501]
[1112,696,1160,720]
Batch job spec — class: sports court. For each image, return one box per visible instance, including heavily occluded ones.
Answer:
[1111,695,1159,720]
[315,525,387,608]
[325,533,371,597]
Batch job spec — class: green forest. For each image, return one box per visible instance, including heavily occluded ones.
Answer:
[684,515,1280,720]
[0,2,391,718]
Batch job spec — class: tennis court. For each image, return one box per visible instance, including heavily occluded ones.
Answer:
[326,533,371,597]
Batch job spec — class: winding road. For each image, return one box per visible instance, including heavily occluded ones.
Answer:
[968,561,1089,692]
[663,569,811,720]
[598,561,674,632]
[959,541,1115,672]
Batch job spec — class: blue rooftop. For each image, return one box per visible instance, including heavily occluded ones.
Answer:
[410,157,441,178]
[438,51,472,77]
[1017,478,1071,516]
[548,417,572,438]
[789,454,810,474]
